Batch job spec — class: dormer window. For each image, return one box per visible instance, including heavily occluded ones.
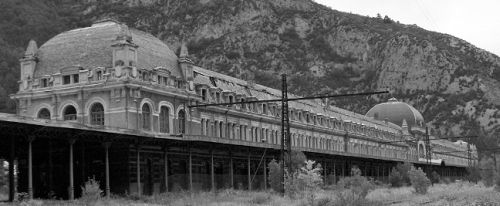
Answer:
[63,74,79,85]
[96,70,103,81]
[73,74,79,83]
[201,89,207,101]
[157,75,168,86]
[41,78,49,88]
[216,92,221,103]
[228,95,234,107]
[63,75,71,84]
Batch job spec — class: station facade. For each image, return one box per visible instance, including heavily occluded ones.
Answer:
[0,20,477,200]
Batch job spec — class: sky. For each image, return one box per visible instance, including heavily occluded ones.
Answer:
[314,0,500,56]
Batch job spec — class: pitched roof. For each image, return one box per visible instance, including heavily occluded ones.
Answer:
[192,66,402,133]
[34,21,180,77]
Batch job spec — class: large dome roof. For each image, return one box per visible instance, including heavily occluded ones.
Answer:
[366,98,425,128]
[34,20,179,77]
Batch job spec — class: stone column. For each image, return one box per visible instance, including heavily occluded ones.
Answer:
[247,151,251,190]
[69,139,76,200]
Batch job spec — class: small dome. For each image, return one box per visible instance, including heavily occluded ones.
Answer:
[366,98,425,128]
[33,20,179,77]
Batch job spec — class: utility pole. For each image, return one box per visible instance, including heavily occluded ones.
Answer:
[425,127,431,175]
[280,74,290,196]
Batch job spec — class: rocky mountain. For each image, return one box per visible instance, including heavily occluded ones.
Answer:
[1,0,500,146]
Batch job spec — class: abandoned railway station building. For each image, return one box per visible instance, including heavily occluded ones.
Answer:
[0,20,477,200]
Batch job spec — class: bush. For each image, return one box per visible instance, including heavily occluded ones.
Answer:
[396,162,413,185]
[388,168,403,187]
[268,151,308,193]
[80,178,103,202]
[431,171,441,184]
[296,160,323,205]
[388,162,413,187]
[268,159,283,193]
[284,160,323,205]
[479,157,496,187]
[336,167,375,201]
[248,193,270,204]
[466,166,481,183]
[408,167,431,194]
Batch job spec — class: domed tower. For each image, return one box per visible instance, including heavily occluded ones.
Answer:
[366,97,425,131]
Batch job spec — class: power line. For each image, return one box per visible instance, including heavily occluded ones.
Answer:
[188,91,388,108]
[379,135,478,144]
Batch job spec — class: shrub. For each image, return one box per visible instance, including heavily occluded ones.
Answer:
[336,167,375,200]
[80,178,103,202]
[479,157,496,187]
[408,167,431,194]
[388,168,403,187]
[296,160,323,205]
[431,171,441,184]
[248,193,270,204]
[396,162,413,185]
[466,166,481,183]
[284,160,323,204]
[268,159,283,193]
[314,197,332,206]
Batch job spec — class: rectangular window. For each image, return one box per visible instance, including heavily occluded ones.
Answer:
[73,74,79,83]
[201,89,207,101]
[163,77,168,85]
[96,71,103,81]
[41,78,48,88]
[63,75,71,85]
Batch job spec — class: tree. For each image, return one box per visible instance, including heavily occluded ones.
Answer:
[408,167,431,194]
[479,156,497,187]
[268,159,283,192]
[388,167,403,187]
[383,15,393,23]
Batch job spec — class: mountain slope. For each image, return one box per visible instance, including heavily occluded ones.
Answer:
[1,0,500,143]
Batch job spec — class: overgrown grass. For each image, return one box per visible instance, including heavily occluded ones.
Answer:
[3,182,500,205]
[367,181,500,205]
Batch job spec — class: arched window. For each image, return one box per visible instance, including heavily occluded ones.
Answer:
[142,104,151,130]
[178,109,186,134]
[38,108,51,119]
[90,103,104,125]
[63,105,77,120]
[159,106,170,133]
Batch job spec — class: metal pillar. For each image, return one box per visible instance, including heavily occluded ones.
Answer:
[163,146,169,193]
[247,151,251,190]
[211,148,215,192]
[69,139,75,200]
[136,144,141,196]
[104,142,111,198]
[49,140,54,194]
[189,146,193,192]
[263,158,267,190]
[9,136,15,202]
[280,74,291,195]
[28,137,34,200]
[230,150,234,189]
